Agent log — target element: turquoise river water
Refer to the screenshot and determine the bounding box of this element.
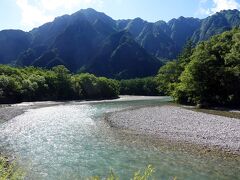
[0,96,239,179]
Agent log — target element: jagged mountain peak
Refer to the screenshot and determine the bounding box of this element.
[77,8,116,27]
[1,8,240,79]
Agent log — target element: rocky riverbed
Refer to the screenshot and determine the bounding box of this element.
[107,105,240,154]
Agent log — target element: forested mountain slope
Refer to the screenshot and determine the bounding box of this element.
[0,9,240,78]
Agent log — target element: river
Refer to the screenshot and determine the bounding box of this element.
[0,96,239,179]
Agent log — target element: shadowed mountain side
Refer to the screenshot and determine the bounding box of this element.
[85,31,162,79]
[1,9,240,78]
[0,30,31,64]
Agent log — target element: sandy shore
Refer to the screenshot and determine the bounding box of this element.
[107,105,240,154]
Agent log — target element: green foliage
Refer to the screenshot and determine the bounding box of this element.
[0,156,24,180]
[156,41,194,95]
[120,77,160,96]
[52,65,74,100]
[131,165,155,180]
[0,65,120,103]
[175,29,240,106]
[88,165,155,180]
[73,74,119,99]
[156,61,181,95]
[157,28,240,107]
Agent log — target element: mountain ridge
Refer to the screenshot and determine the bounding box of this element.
[0,8,240,79]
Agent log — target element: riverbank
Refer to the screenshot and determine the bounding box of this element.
[1,98,239,155]
[0,155,24,179]
[0,106,28,124]
[0,101,65,124]
[0,96,168,123]
[106,105,240,154]
[0,97,239,179]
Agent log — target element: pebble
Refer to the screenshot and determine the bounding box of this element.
[108,106,240,154]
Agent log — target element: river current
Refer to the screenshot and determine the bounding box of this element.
[0,96,239,179]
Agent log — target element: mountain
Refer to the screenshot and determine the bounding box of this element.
[0,9,240,79]
[0,30,31,64]
[86,31,161,79]
[118,16,201,59]
[167,17,201,48]
[192,9,240,42]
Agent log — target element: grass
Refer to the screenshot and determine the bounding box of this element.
[0,162,177,180]
[88,165,160,180]
[0,156,24,180]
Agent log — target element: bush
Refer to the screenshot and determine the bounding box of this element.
[89,165,155,180]
[0,156,24,180]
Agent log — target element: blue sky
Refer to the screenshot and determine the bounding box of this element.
[1,0,240,31]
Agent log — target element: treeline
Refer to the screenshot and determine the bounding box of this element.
[120,77,160,96]
[0,65,119,103]
[1,29,239,106]
[0,64,161,104]
[157,28,240,107]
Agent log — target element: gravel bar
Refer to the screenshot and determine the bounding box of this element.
[107,105,240,154]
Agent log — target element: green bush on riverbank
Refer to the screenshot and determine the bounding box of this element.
[0,161,155,180]
[0,156,24,180]
[89,165,155,180]
[0,65,119,103]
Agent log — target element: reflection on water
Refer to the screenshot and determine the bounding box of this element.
[0,97,239,179]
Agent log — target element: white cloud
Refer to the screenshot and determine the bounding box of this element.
[16,0,103,31]
[16,0,54,29]
[199,0,240,16]
[40,0,92,11]
[211,0,240,13]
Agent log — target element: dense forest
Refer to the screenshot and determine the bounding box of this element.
[0,29,240,106]
[0,64,159,103]
[157,28,240,107]
[120,77,160,96]
[0,65,119,103]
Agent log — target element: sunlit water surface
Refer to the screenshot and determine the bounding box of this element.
[0,97,239,179]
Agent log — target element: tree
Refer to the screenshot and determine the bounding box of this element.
[0,65,120,103]
[173,29,240,107]
[0,75,20,103]
[120,77,159,96]
[156,40,194,96]
[156,61,181,95]
[52,65,73,100]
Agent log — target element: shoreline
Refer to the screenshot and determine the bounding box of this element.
[0,96,168,123]
[1,98,239,155]
[0,106,27,124]
[0,101,67,124]
[106,105,240,155]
